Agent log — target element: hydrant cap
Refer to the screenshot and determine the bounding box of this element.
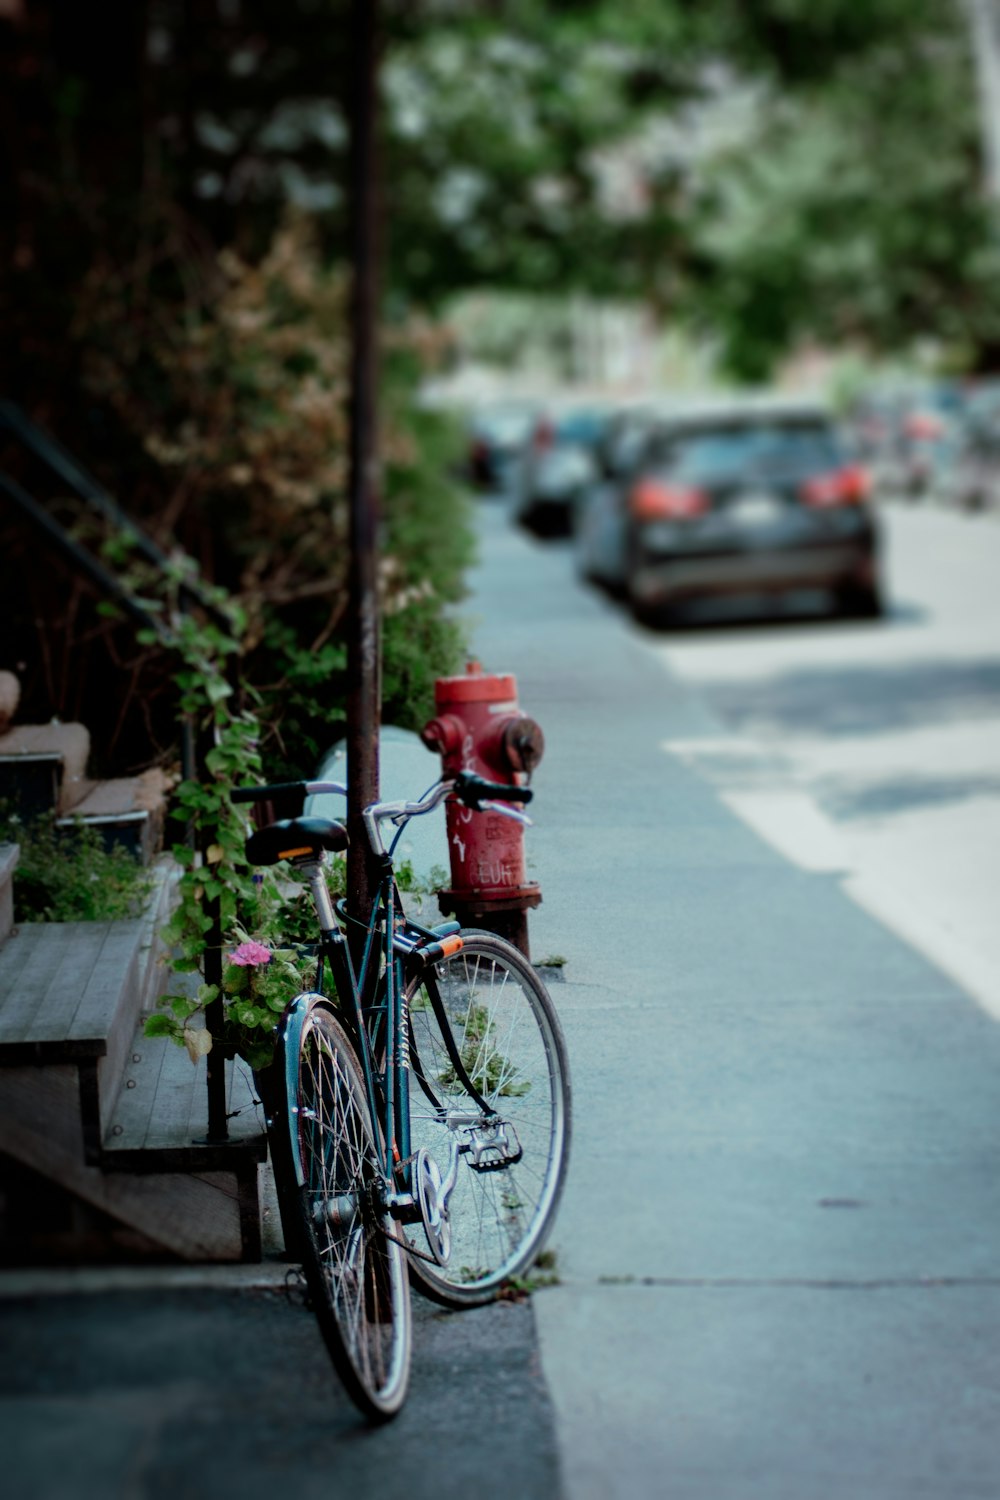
[434,665,518,706]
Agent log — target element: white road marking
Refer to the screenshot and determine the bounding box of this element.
[653,501,1000,1022]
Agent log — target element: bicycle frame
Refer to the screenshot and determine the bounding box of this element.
[289,862,399,1196]
[244,771,531,1220]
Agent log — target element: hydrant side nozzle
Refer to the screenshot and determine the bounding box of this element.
[502,717,545,776]
[420,713,465,757]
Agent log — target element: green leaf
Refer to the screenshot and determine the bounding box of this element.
[144,1013,175,1037]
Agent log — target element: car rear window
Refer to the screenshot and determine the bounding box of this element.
[657,422,842,482]
[555,411,608,446]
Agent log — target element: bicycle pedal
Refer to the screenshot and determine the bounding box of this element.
[467,1123,523,1173]
[469,1150,523,1173]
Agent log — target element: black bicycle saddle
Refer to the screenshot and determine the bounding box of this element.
[244,816,349,867]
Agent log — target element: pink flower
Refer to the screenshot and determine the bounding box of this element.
[228,940,272,968]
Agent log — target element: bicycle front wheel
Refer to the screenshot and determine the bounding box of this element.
[285,999,411,1421]
[404,931,571,1308]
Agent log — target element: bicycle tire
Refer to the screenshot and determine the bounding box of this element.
[279,997,411,1420]
[403,930,571,1308]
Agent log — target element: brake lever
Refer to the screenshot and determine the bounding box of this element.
[481,799,533,827]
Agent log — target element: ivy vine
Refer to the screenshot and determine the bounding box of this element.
[97,535,302,1070]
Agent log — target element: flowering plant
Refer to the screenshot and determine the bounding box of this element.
[219,928,315,1069]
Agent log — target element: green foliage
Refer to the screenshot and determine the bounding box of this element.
[121,558,292,1065]
[70,211,472,780]
[0,811,152,924]
[683,15,1000,376]
[498,1247,561,1299]
[380,356,473,732]
[386,0,1000,371]
[7,0,1000,423]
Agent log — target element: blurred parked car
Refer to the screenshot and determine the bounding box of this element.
[467,401,539,492]
[897,398,961,497]
[847,382,964,498]
[599,397,883,625]
[576,404,662,594]
[942,383,1000,512]
[514,404,613,536]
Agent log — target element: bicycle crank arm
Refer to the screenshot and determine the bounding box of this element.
[414,1147,452,1266]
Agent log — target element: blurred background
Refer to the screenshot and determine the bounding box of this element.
[3,0,1000,767]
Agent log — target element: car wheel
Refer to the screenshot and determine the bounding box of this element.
[629,591,675,629]
[835,580,883,620]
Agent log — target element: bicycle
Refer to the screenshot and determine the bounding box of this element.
[231,770,572,1422]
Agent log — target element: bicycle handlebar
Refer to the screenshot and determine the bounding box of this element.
[233,773,532,850]
[232,779,348,805]
[452,770,533,811]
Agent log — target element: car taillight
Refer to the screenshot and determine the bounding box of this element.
[630,480,710,521]
[801,465,871,507]
[904,412,944,440]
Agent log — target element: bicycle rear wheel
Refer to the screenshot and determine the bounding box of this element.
[281,997,411,1420]
[404,931,571,1308]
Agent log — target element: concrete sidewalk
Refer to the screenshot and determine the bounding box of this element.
[466,503,1000,1499]
[4,500,1000,1500]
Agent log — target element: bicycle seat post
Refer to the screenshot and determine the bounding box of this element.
[296,856,338,935]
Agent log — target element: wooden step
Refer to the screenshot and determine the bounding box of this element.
[101,1031,268,1260]
[0,854,177,1150]
[0,859,269,1263]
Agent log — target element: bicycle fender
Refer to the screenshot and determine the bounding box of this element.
[279,991,330,1188]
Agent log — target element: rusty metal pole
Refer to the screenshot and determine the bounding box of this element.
[345,0,381,938]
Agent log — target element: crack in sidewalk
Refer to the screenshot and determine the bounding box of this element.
[587,1274,1000,1290]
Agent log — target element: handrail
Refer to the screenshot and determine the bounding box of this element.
[0,473,176,647]
[0,400,229,627]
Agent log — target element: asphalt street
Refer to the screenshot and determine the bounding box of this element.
[654,499,1000,1023]
[4,494,1000,1499]
[0,1280,559,1500]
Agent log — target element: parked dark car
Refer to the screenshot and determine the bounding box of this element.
[466,401,539,492]
[576,404,662,594]
[514,404,613,536]
[603,398,883,625]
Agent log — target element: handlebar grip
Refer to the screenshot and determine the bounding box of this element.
[453,770,533,810]
[232,781,307,805]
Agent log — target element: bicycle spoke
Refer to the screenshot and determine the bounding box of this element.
[403,932,570,1306]
[283,1002,410,1420]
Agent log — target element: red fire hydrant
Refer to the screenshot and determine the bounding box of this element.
[421,660,545,957]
